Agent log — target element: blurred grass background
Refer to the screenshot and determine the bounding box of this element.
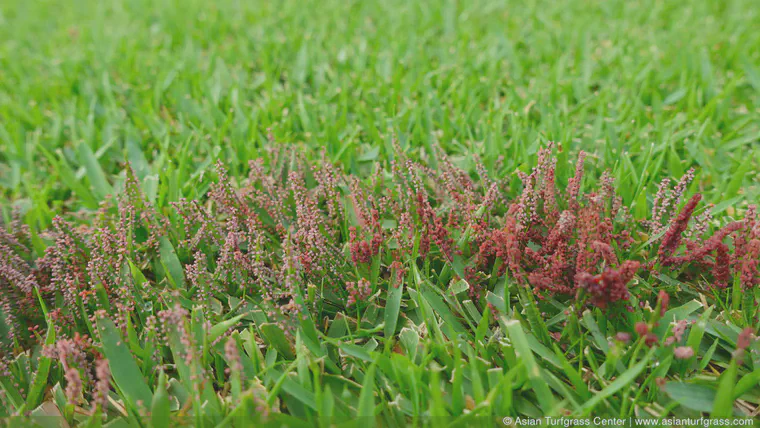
[1,0,758,227]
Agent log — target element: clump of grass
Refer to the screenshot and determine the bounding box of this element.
[0,146,758,424]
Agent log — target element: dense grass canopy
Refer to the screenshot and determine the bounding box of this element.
[0,0,759,426]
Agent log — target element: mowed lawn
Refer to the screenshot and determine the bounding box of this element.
[1,0,760,426]
[1,0,758,216]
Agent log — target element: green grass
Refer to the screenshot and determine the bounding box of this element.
[1,0,760,426]
[1,0,759,222]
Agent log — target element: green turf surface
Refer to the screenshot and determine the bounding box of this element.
[1,0,760,426]
[1,0,759,220]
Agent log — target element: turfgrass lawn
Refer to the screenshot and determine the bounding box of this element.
[1,0,760,425]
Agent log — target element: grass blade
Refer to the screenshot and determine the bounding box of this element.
[97,317,153,410]
[505,319,556,414]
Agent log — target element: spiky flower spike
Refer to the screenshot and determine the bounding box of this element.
[2,144,759,419]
